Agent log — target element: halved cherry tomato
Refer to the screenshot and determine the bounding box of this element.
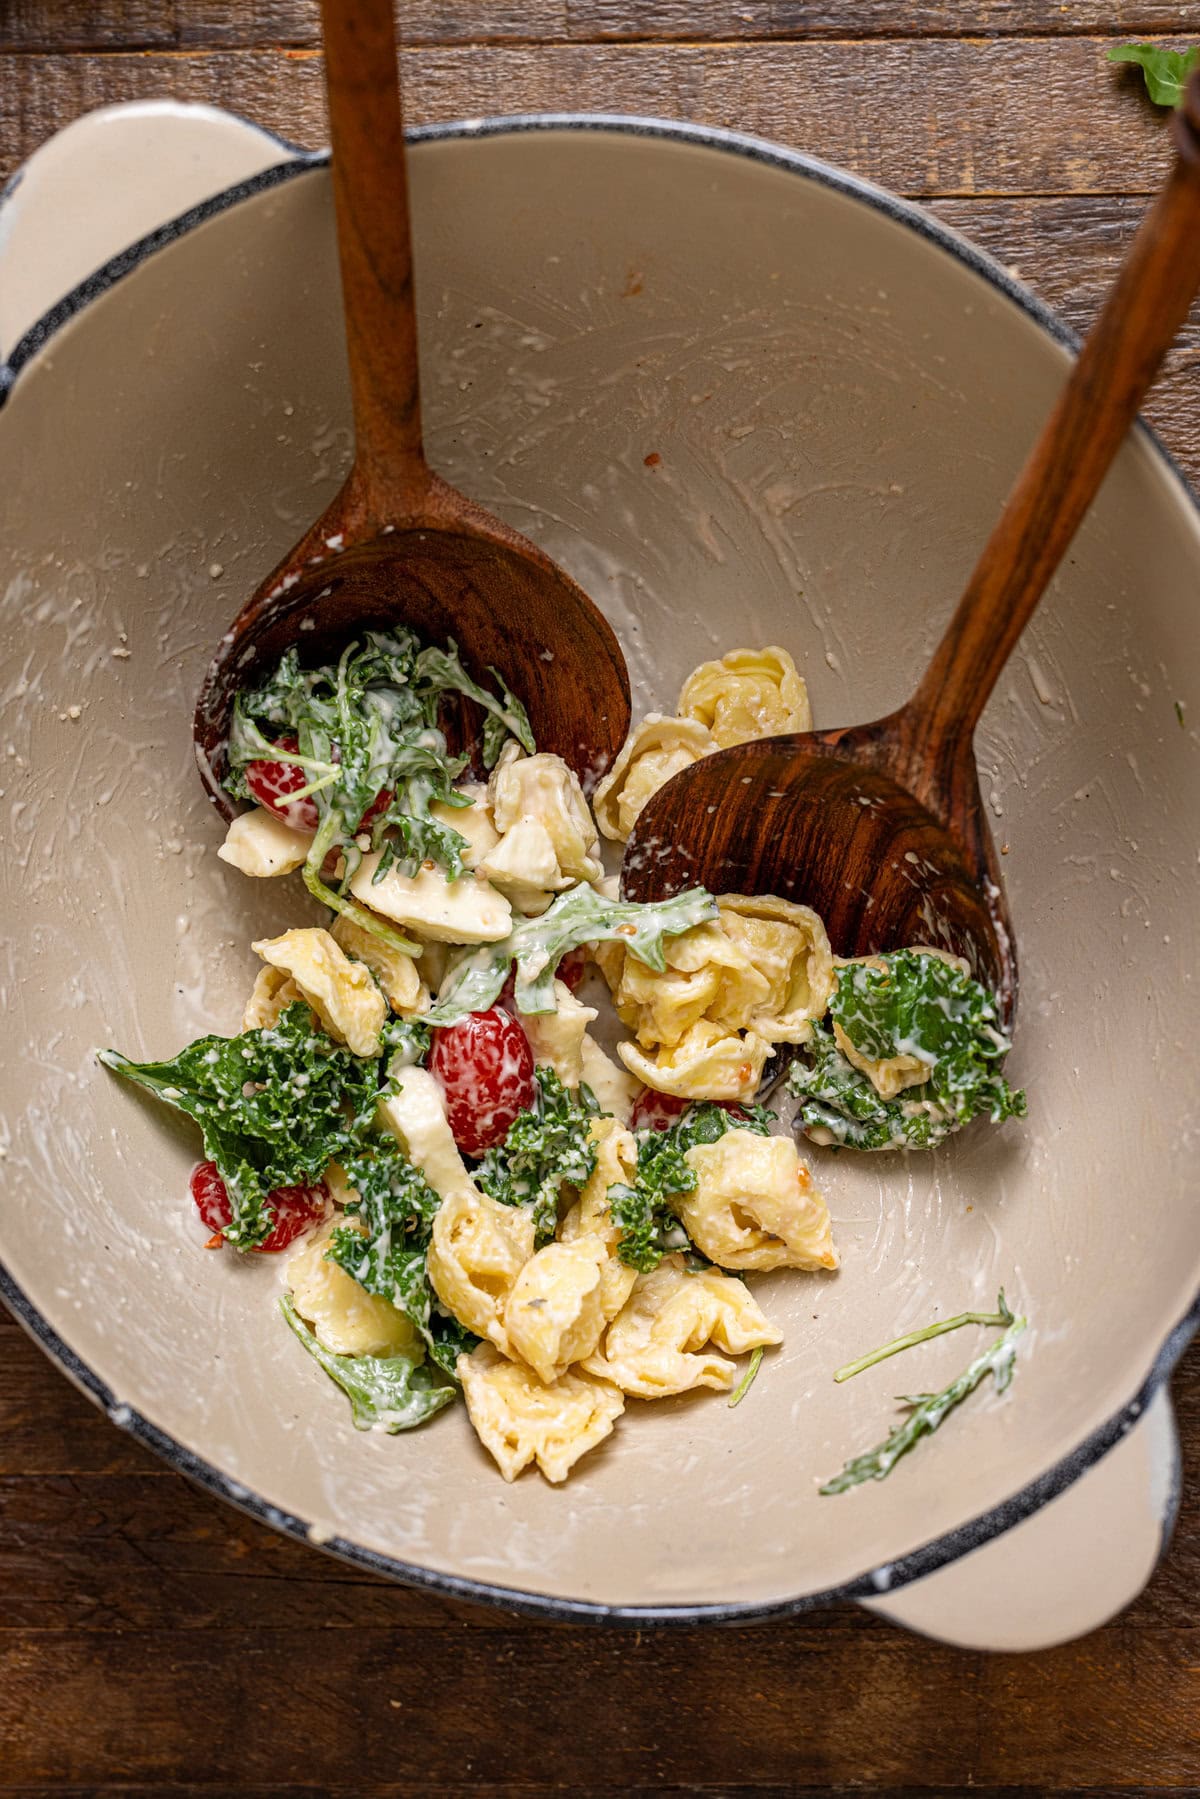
[189,1161,327,1253]
[245,734,392,833]
[429,1008,535,1157]
[630,1091,750,1133]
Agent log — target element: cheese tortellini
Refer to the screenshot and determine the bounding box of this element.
[252,926,387,1058]
[287,1219,421,1359]
[591,713,716,843]
[559,1116,640,1323]
[348,852,512,944]
[679,1130,838,1272]
[583,1258,782,1398]
[218,805,313,877]
[427,1187,535,1354]
[678,644,811,747]
[479,752,603,913]
[618,1019,773,1103]
[458,1343,624,1484]
[521,980,598,1089]
[504,1235,609,1384]
[331,912,428,1014]
[716,894,834,1044]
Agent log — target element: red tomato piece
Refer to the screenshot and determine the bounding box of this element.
[188,1161,327,1253]
[244,735,320,832]
[630,1092,749,1133]
[429,1008,536,1157]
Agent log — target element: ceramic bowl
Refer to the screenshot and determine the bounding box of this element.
[1,103,1196,1646]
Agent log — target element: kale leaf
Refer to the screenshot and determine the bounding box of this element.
[225,629,534,951]
[476,1068,600,1244]
[99,1004,380,1249]
[281,1295,457,1433]
[787,951,1025,1150]
[1108,42,1199,107]
[609,1102,774,1273]
[325,1139,476,1376]
[425,884,719,1025]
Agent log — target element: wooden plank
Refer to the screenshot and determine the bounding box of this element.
[0,2,1193,50]
[0,1620,1196,1788]
[0,38,1187,198]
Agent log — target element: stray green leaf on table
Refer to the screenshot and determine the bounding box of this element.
[1107,43,1200,108]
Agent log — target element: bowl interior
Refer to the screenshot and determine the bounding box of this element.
[1,126,1197,1612]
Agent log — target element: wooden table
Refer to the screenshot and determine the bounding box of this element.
[2,6,1197,1793]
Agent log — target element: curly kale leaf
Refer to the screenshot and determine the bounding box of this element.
[225,630,533,949]
[1108,42,1199,107]
[99,1004,380,1249]
[609,1102,774,1273]
[281,1296,456,1433]
[476,1068,600,1245]
[326,1139,476,1377]
[787,951,1025,1150]
[425,884,719,1025]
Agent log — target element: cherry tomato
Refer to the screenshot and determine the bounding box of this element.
[189,1161,327,1252]
[630,1091,749,1133]
[429,1008,535,1157]
[245,735,321,832]
[245,735,391,833]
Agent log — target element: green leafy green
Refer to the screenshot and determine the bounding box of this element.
[281,1295,456,1432]
[380,1015,432,1074]
[608,1102,774,1273]
[476,1068,601,1244]
[98,1004,380,1249]
[426,884,718,1025]
[787,951,1025,1150]
[833,1291,1017,1383]
[1108,42,1199,107]
[326,1138,476,1376]
[728,1345,765,1410]
[820,1298,1026,1494]
[226,629,534,951]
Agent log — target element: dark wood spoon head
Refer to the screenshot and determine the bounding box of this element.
[620,727,1016,1026]
[194,494,632,816]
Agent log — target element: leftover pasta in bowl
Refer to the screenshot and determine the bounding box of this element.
[1,111,1197,1626]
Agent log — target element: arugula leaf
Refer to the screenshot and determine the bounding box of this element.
[1108,42,1200,107]
[325,1139,477,1376]
[226,630,534,950]
[426,884,718,1025]
[99,1004,380,1249]
[281,1295,456,1432]
[833,1291,1015,1382]
[476,1068,600,1244]
[787,952,1025,1150]
[820,1304,1026,1494]
[609,1102,773,1273]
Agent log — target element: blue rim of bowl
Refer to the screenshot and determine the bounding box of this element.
[0,110,1195,1625]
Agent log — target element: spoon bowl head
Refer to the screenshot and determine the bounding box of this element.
[194,517,631,815]
[620,733,1016,1025]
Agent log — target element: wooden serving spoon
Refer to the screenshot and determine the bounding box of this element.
[622,78,1200,1026]
[194,0,630,809]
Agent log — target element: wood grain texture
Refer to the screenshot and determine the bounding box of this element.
[3,6,1199,1794]
[0,1,1194,49]
[2,38,1192,198]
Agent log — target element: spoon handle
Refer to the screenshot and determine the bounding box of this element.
[907,75,1200,747]
[320,0,428,512]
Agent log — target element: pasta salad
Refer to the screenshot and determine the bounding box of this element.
[102,630,1024,1484]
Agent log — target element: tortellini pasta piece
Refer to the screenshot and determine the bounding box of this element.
[287,1219,421,1359]
[427,1188,535,1353]
[591,714,716,843]
[596,922,768,1051]
[349,851,511,944]
[430,782,500,869]
[578,1035,641,1127]
[377,1068,477,1206]
[678,645,811,748]
[242,964,306,1032]
[458,1342,624,1484]
[559,1116,639,1323]
[504,1235,609,1384]
[583,1258,781,1398]
[331,913,428,1014]
[680,1130,838,1272]
[618,1019,772,1103]
[716,894,834,1044]
[217,806,313,877]
[486,752,602,887]
[521,980,598,1088]
[252,927,387,1058]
